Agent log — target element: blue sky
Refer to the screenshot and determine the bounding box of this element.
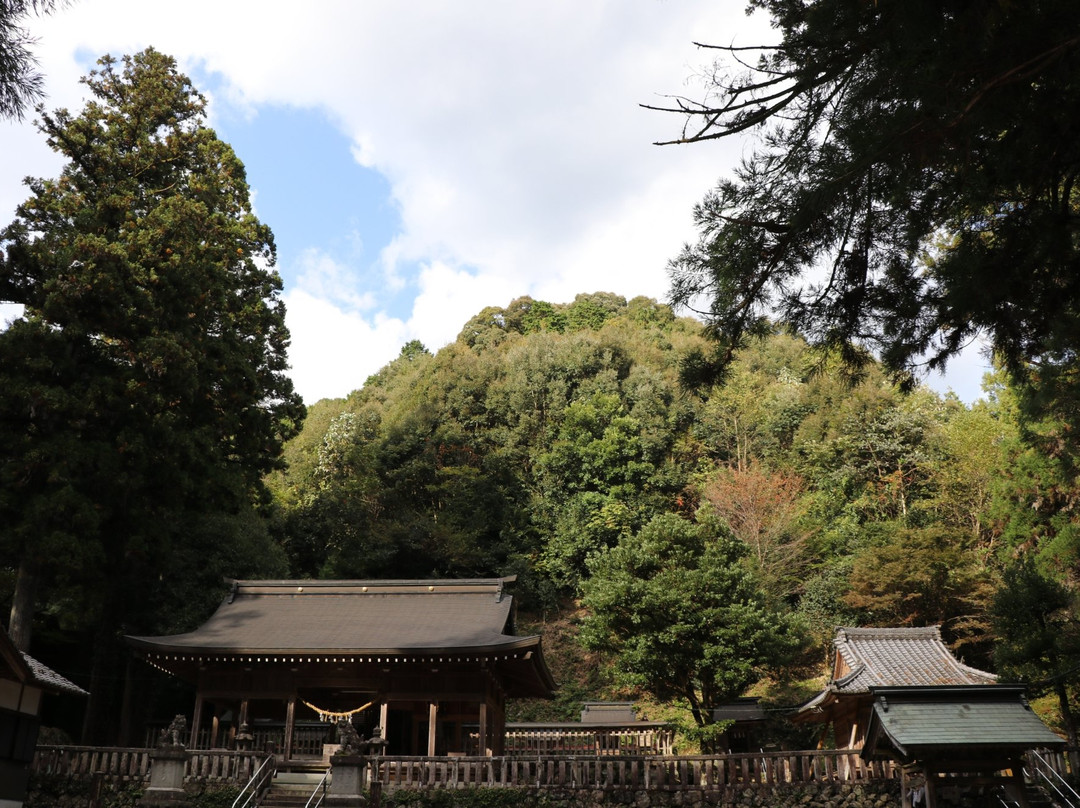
[212,102,409,319]
[0,0,993,404]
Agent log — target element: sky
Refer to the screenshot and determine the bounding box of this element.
[0,0,992,405]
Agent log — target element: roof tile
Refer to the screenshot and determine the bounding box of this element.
[127,578,531,654]
[832,626,995,693]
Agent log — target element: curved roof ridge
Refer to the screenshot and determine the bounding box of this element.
[231,576,516,587]
[833,663,866,690]
[840,625,942,638]
[944,650,998,682]
[20,651,88,697]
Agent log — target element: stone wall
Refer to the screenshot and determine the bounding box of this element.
[377,781,902,808]
[24,774,239,808]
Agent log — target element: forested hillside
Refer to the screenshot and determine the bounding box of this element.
[5,0,1079,756]
[267,292,1080,742]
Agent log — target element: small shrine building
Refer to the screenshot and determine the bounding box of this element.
[1,629,87,807]
[126,577,555,762]
[795,626,996,749]
[502,702,675,756]
[861,685,1065,808]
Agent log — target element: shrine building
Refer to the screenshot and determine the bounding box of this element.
[861,685,1064,808]
[1,629,86,807]
[794,626,997,749]
[126,577,555,763]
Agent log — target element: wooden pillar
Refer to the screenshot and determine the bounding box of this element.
[284,696,297,760]
[924,770,938,808]
[427,701,438,757]
[211,708,220,749]
[379,701,389,738]
[118,656,136,746]
[493,693,506,756]
[189,692,204,749]
[1007,758,1031,808]
[478,701,489,757]
[490,687,505,756]
[239,699,250,729]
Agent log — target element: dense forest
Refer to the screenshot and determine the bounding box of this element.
[5,0,1080,753]
[7,283,1080,747]
[259,291,1079,746]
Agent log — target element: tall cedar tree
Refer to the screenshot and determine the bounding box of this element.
[0,49,304,739]
[661,0,1080,396]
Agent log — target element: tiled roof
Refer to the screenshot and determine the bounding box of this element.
[1,628,87,696]
[127,578,533,655]
[831,626,995,693]
[712,697,766,724]
[20,651,88,697]
[581,703,637,723]
[862,685,1064,762]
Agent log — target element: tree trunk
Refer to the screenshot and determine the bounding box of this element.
[685,688,705,727]
[1055,680,1079,764]
[7,557,39,652]
[81,609,124,744]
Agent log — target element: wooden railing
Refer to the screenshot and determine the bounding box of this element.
[501,727,676,757]
[145,721,333,754]
[371,750,897,790]
[30,746,894,789]
[34,745,1079,793]
[31,746,264,784]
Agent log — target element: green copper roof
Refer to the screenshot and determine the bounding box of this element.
[862,685,1063,764]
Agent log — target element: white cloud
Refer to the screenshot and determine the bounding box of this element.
[921,337,994,403]
[282,289,408,404]
[293,248,376,313]
[7,1,989,406]
[406,261,521,354]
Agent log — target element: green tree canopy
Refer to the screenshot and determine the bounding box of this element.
[579,512,807,735]
[845,525,993,649]
[661,0,1080,393]
[0,49,304,739]
[991,558,1080,748]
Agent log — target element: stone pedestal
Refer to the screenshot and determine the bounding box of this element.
[325,754,366,808]
[140,747,189,807]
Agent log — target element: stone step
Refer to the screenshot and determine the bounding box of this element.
[260,797,311,808]
[259,784,328,808]
[257,772,330,808]
[273,771,329,786]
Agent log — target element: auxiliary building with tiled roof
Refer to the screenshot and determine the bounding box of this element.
[127,577,555,759]
[795,626,996,749]
[2,630,87,808]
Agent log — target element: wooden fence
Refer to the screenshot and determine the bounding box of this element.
[31,746,264,784]
[372,750,895,790]
[30,747,890,789]
[32,745,1079,795]
[501,727,676,757]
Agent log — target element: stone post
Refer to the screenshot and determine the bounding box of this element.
[325,754,366,807]
[141,715,191,807]
[324,724,388,808]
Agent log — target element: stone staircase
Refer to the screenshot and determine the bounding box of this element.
[258,771,329,807]
[1025,783,1061,808]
